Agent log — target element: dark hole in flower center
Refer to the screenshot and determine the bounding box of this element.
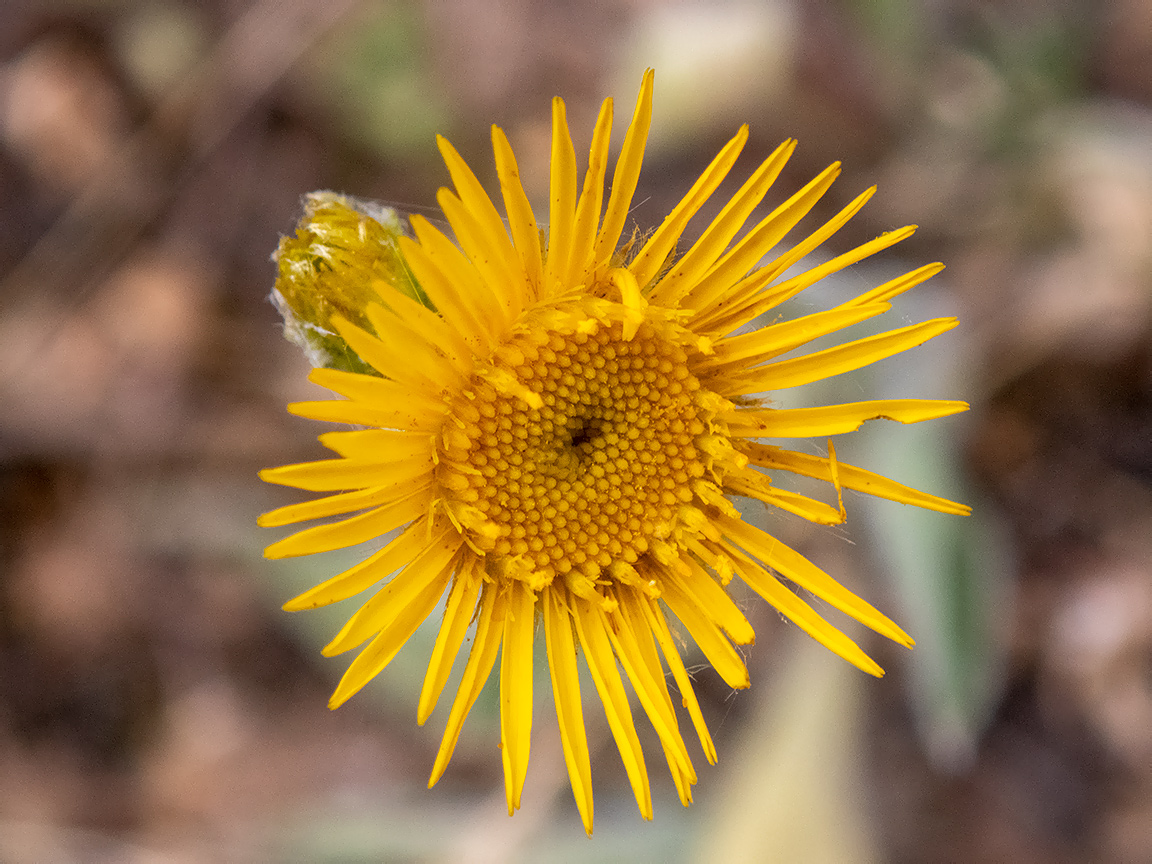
[567,414,604,454]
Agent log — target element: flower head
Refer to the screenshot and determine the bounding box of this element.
[260,69,969,834]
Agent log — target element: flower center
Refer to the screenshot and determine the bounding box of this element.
[437,321,708,588]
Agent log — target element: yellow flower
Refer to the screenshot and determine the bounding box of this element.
[260,69,969,834]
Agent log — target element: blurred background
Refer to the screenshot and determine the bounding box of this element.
[1,0,1150,861]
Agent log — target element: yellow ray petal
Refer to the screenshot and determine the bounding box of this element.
[723,467,845,525]
[566,98,614,287]
[328,560,455,708]
[365,294,474,379]
[492,126,544,299]
[332,317,452,393]
[604,598,695,785]
[691,185,878,334]
[699,302,891,375]
[682,161,840,314]
[741,225,917,321]
[500,579,536,814]
[725,398,970,439]
[418,556,483,723]
[666,556,755,645]
[318,428,433,460]
[609,267,646,340]
[360,300,468,385]
[615,591,698,777]
[430,582,507,787]
[258,451,434,492]
[594,68,654,273]
[259,484,408,529]
[396,232,493,352]
[719,514,912,647]
[436,134,521,275]
[663,743,695,807]
[725,543,886,677]
[755,187,879,290]
[410,214,507,340]
[287,398,444,431]
[721,318,959,396]
[545,97,578,295]
[306,366,449,419]
[740,441,972,515]
[543,587,594,835]
[641,595,717,764]
[263,484,431,559]
[573,596,653,820]
[282,517,439,610]
[628,124,749,290]
[843,261,945,307]
[660,577,750,689]
[650,138,796,306]
[437,189,525,325]
[321,530,464,656]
